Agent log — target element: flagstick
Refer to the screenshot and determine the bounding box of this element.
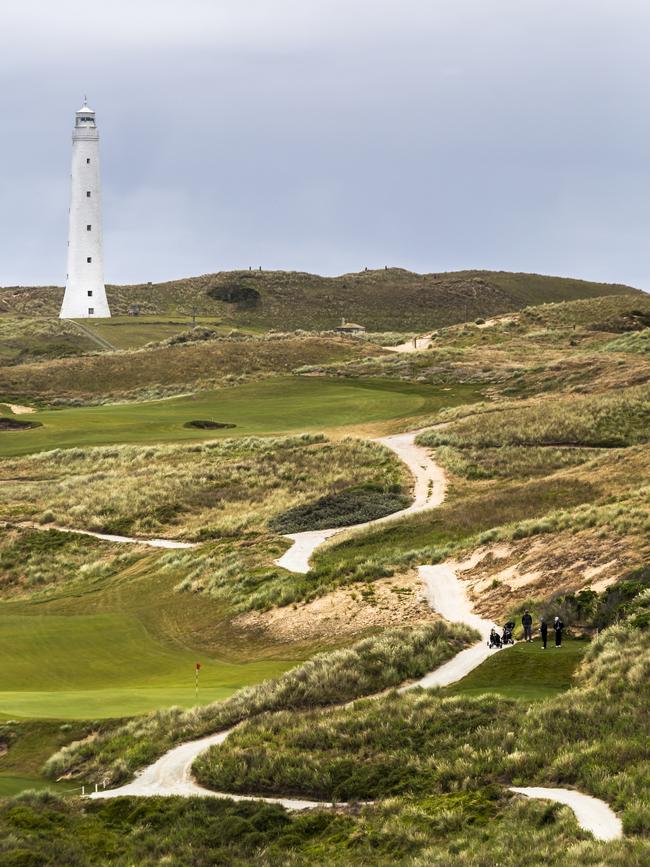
[195,665,199,701]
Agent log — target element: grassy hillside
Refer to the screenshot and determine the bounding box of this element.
[0,288,649,864]
[0,334,378,403]
[1,267,642,331]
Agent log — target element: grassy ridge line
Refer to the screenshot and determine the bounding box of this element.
[417,384,650,449]
[1,268,640,329]
[0,334,376,403]
[44,622,478,786]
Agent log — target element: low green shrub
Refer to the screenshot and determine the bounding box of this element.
[268,485,410,533]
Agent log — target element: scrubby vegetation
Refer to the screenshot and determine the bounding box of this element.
[3,788,650,866]
[0,333,374,402]
[0,417,41,431]
[418,385,650,449]
[534,564,650,632]
[268,485,410,533]
[194,691,518,801]
[0,527,135,597]
[0,316,98,365]
[1,286,650,864]
[194,618,650,837]
[3,268,639,329]
[604,328,650,354]
[44,622,477,786]
[0,435,407,540]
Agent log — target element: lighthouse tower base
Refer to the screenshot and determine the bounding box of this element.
[60,285,111,319]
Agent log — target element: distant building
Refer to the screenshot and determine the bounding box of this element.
[60,100,110,319]
[335,318,366,334]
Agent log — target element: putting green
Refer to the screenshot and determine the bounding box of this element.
[447,639,587,702]
[0,377,483,457]
[0,612,294,719]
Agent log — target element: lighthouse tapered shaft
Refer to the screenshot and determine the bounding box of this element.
[60,101,110,319]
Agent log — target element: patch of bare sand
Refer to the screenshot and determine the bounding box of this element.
[459,531,648,619]
[4,404,36,415]
[234,571,436,643]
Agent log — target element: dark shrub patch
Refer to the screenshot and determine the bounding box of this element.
[535,563,650,631]
[269,485,410,533]
[183,419,237,430]
[207,282,260,307]
[0,417,42,431]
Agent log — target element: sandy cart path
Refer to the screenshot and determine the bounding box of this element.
[275,430,446,573]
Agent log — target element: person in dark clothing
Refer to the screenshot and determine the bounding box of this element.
[488,627,501,649]
[522,609,533,642]
[540,618,548,649]
[553,616,564,647]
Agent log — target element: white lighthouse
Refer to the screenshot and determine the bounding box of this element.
[60,100,110,318]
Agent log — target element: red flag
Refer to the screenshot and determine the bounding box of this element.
[195,662,202,670]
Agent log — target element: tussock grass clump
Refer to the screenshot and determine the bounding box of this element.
[0,527,135,597]
[603,328,650,354]
[520,293,650,330]
[2,787,648,865]
[435,444,600,480]
[510,624,650,833]
[44,621,477,786]
[193,691,517,800]
[418,385,650,449]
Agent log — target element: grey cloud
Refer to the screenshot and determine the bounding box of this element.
[1,0,649,288]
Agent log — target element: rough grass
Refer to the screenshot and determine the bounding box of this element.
[0,316,97,365]
[417,385,650,449]
[44,622,478,786]
[2,268,639,330]
[0,527,136,598]
[603,328,650,354]
[194,622,650,837]
[519,293,650,330]
[0,333,375,402]
[1,789,648,866]
[434,444,601,480]
[193,691,518,801]
[0,435,407,541]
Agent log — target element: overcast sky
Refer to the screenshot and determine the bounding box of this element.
[2,0,650,288]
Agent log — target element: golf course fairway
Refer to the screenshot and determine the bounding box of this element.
[0,377,483,457]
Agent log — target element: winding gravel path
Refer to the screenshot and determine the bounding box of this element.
[274,430,446,573]
[87,429,623,842]
[402,564,501,690]
[509,787,622,842]
[89,556,493,806]
[4,520,196,550]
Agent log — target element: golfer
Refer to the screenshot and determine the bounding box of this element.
[540,618,548,649]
